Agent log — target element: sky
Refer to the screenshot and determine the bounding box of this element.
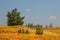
[0,0,60,26]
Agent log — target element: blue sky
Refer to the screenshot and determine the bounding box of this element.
[0,0,60,26]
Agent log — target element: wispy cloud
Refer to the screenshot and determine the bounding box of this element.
[49,16,56,20]
[25,9,31,12]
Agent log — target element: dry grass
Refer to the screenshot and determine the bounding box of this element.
[0,26,60,40]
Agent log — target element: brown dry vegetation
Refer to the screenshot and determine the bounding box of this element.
[0,26,60,40]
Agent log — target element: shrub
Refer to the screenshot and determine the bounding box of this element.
[21,29,25,34]
[17,29,21,33]
[25,29,30,34]
[49,23,53,27]
[17,29,25,34]
[36,29,43,35]
[36,25,43,35]
[45,25,48,28]
[26,23,33,28]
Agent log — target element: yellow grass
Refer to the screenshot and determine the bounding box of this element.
[0,26,60,40]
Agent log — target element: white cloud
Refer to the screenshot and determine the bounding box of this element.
[49,16,56,20]
[25,9,31,12]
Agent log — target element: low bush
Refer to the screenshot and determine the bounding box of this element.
[17,29,21,33]
[25,29,30,34]
[21,29,25,34]
[36,25,43,35]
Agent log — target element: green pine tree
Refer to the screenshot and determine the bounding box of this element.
[7,8,24,26]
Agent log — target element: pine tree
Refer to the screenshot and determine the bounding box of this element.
[7,8,24,26]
